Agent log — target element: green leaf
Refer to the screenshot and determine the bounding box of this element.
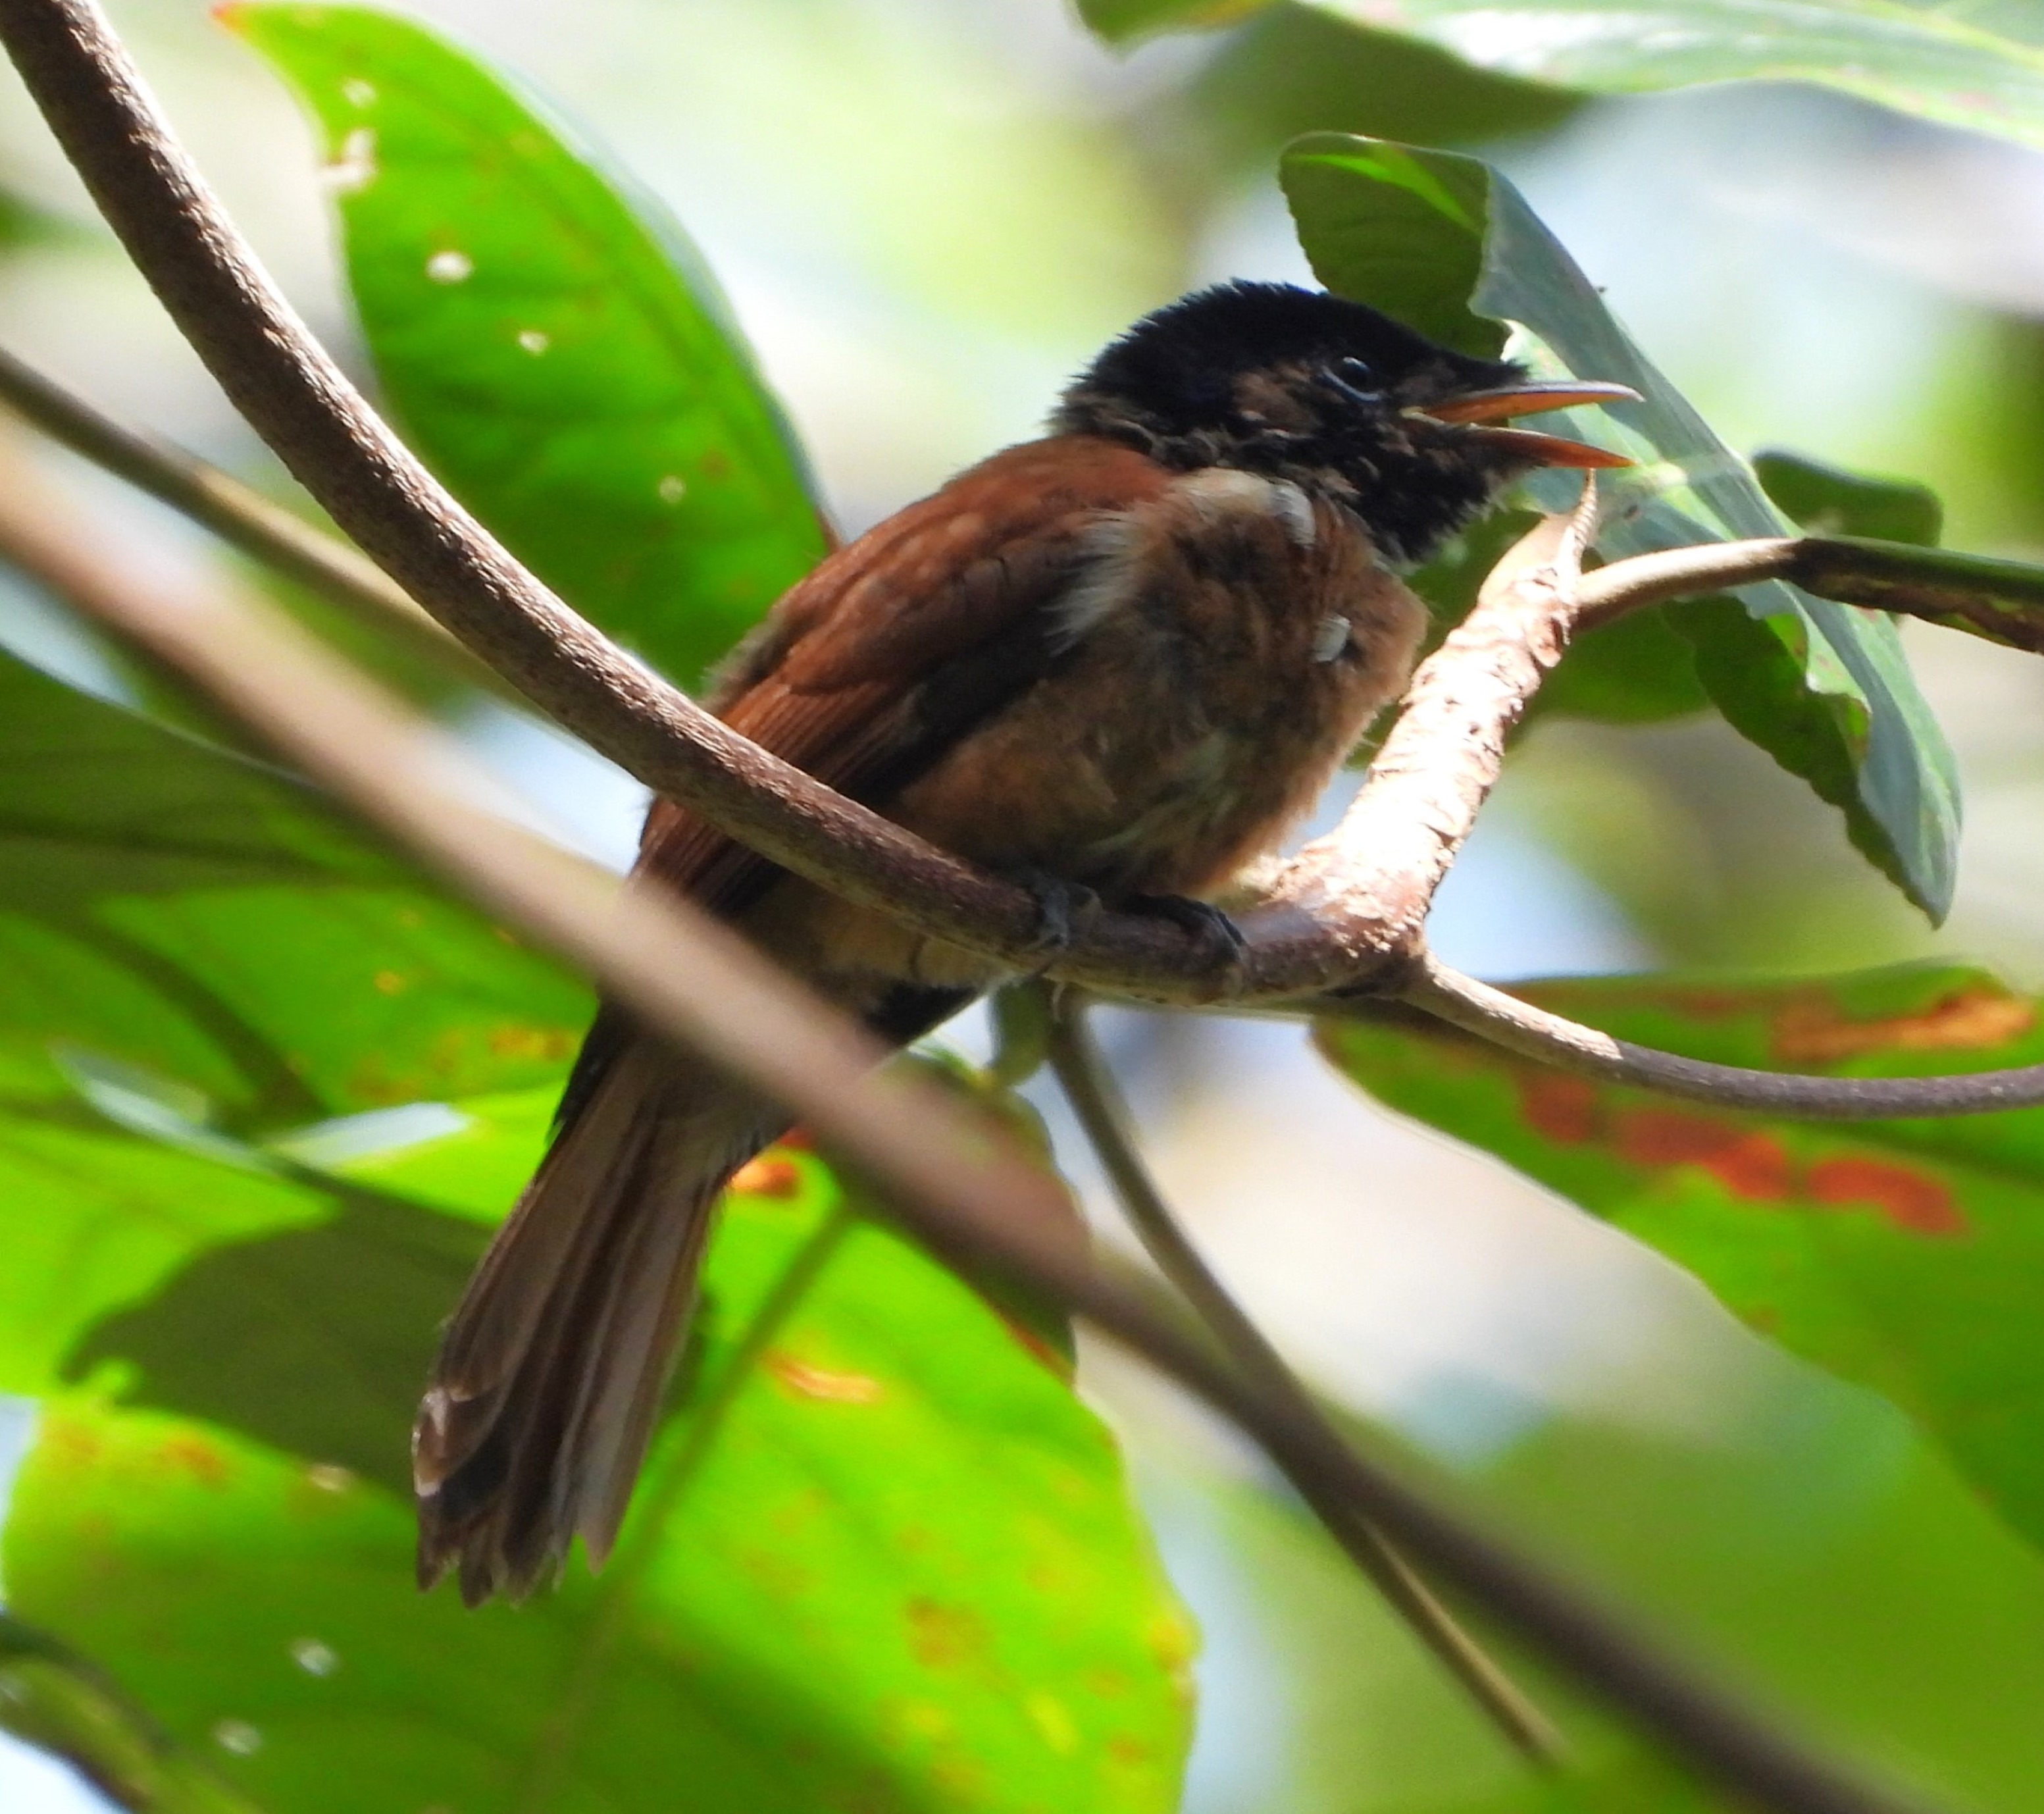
[1086,0,2044,164]
[1317,964,2044,1551]
[1754,451,1943,548]
[1188,7,1579,163]
[0,646,588,1133]
[1281,134,1959,917]
[0,650,1190,1803]
[1081,0,1276,39]
[0,1613,262,1814]
[228,4,830,690]
[2,1092,1193,1814]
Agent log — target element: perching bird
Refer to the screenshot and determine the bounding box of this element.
[413,278,1635,1603]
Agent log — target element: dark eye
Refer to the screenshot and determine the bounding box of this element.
[1322,356,1379,407]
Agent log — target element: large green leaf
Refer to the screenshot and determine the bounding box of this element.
[2,1089,1193,1814]
[1317,963,2044,1552]
[1083,0,2044,161]
[0,648,586,1133]
[228,4,830,690]
[0,639,1190,1808]
[1281,134,1960,917]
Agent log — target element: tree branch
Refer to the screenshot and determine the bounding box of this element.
[1044,994,1566,1767]
[15,39,2040,1129]
[1252,484,1599,989]
[1396,953,2044,1118]
[0,341,505,688]
[12,0,2044,1027]
[0,0,1242,996]
[1575,533,2044,654]
[20,429,1939,1814]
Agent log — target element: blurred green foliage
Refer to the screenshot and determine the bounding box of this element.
[1753,451,1943,548]
[0,1615,256,1814]
[0,634,1192,1811]
[1088,0,2044,161]
[1185,5,1579,162]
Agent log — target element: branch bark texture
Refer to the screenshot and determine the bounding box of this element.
[1261,494,1594,986]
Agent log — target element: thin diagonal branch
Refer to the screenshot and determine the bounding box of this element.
[1394,954,2044,1118]
[0,0,1668,1010]
[11,0,2044,1028]
[0,342,504,688]
[22,417,1940,1814]
[1044,994,1565,1767]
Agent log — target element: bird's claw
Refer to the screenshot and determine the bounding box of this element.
[1011,869,1104,962]
[1127,893,1250,991]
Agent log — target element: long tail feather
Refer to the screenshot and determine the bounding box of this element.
[412,1037,781,1604]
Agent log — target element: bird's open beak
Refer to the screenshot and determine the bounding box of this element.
[1408,378,1642,469]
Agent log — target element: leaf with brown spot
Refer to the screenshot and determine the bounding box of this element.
[1317,960,2044,1553]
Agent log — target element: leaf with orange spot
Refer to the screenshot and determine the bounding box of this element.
[1317,961,2044,1553]
[2,1082,1190,1814]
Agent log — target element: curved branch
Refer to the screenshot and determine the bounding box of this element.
[0,341,505,688]
[1044,996,1566,1767]
[0,0,1637,1013]
[41,468,1940,1814]
[1576,534,2044,656]
[1400,954,2044,1118]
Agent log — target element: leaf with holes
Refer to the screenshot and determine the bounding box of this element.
[1318,964,2044,1551]
[1281,134,1959,915]
[3,1091,1193,1814]
[1081,0,2044,163]
[228,4,830,689]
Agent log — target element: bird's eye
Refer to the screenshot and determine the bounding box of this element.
[1322,357,1380,408]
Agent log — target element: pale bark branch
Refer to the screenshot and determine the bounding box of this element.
[1257,484,1598,988]
[0,0,1636,1009]
[7,0,2044,1030]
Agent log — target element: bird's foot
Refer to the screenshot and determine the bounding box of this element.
[1009,869,1104,963]
[1125,892,1250,993]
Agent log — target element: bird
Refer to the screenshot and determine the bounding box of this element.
[412,278,1636,1603]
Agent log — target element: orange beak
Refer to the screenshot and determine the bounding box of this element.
[1409,378,1641,469]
